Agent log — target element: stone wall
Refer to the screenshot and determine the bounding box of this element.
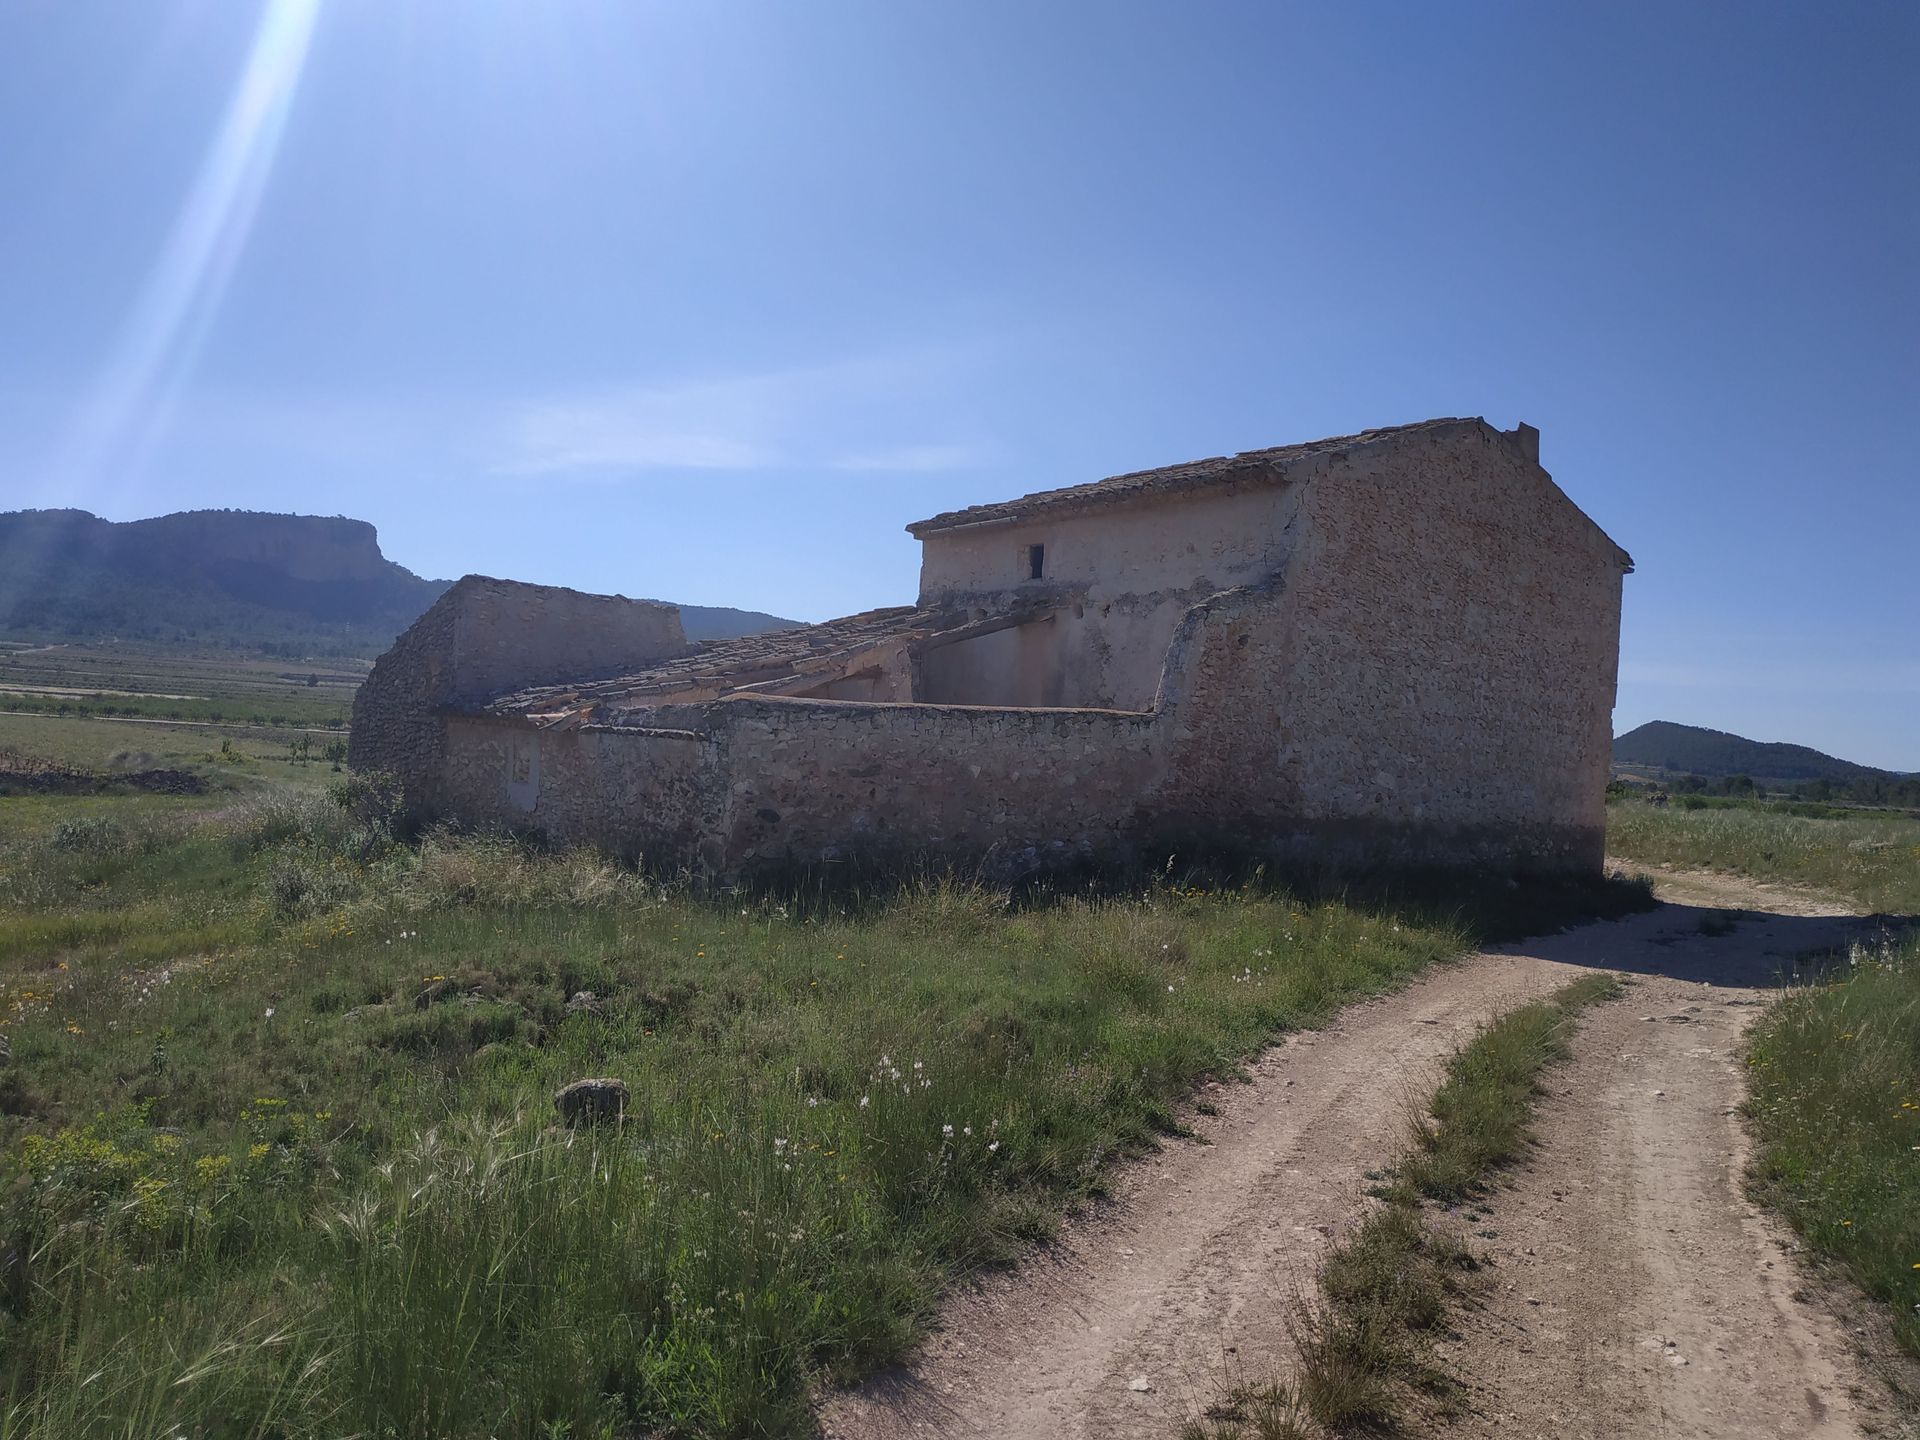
[708,696,1160,871]
[437,716,722,864]
[1147,421,1624,871]
[441,577,689,703]
[361,421,1626,879]
[349,575,690,818]
[434,696,1159,875]
[346,587,460,815]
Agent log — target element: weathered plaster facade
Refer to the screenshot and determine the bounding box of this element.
[351,418,1631,877]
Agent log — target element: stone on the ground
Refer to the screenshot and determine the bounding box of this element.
[555,1077,628,1127]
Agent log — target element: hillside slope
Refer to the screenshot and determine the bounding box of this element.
[0,509,443,655]
[672,603,802,642]
[1613,720,1893,784]
[0,509,799,655]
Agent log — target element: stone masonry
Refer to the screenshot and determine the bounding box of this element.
[350,418,1632,877]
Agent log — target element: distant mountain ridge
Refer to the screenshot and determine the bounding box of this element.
[1613,720,1899,784]
[0,508,799,657]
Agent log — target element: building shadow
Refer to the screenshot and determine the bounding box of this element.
[1489,899,1912,989]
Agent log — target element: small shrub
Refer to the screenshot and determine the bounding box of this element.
[327,770,403,833]
[375,1001,531,1060]
[48,817,127,854]
[230,791,355,855]
[264,855,361,919]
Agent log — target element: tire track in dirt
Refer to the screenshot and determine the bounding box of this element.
[1437,870,1916,1439]
[818,869,1907,1440]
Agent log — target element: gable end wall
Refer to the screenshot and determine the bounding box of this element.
[1150,422,1622,869]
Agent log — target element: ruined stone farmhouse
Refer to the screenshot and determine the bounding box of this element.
[350,417,1631,876]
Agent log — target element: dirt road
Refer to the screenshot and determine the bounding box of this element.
[818,868,1910,1440]
[1438,869,1912,1439]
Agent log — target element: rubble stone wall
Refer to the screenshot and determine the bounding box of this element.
[1148,423,1623,870]
[349,575,688,818]
[357,422,1626,878]
[707,696,1161,871]
[428,698,1160,876]
[436,716,722,864]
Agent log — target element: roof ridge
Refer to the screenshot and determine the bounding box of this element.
[906,416,1481,536]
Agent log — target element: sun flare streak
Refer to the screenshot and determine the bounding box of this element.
[52,0,321,496]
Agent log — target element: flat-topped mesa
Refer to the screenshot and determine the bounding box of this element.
[354,417,1631,879]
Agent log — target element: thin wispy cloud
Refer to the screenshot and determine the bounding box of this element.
[508,395,778,473]
[497,349,988,478]
[830,443,982,473]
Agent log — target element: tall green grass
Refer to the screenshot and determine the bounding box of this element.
[0,782,1661,1439]
[1606,798,1920,913]
[1745,933,1920,1358]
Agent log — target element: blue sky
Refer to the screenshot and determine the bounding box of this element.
[1,2,1914,767]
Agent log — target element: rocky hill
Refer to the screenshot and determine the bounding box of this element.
[0,508,798,656]
[1613,720,1894,785]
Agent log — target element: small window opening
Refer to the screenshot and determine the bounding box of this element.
[1027,543,1046,580]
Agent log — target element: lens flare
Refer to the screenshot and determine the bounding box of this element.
[51,0,322,499]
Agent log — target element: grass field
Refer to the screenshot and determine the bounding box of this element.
[0,639,357,810]
[1746,932,1920,1360]
[0,640,361,730]
[0,742,1650,1437]
[1605,796,1920,914]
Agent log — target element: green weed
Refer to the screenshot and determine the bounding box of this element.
[0,782,1646,1438]
[1607,799,1920,914]
[1746,932,1920,1358]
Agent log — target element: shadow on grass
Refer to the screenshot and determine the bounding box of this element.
[613,844,1662,950]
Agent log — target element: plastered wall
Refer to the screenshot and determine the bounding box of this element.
[915,483,1305,709]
